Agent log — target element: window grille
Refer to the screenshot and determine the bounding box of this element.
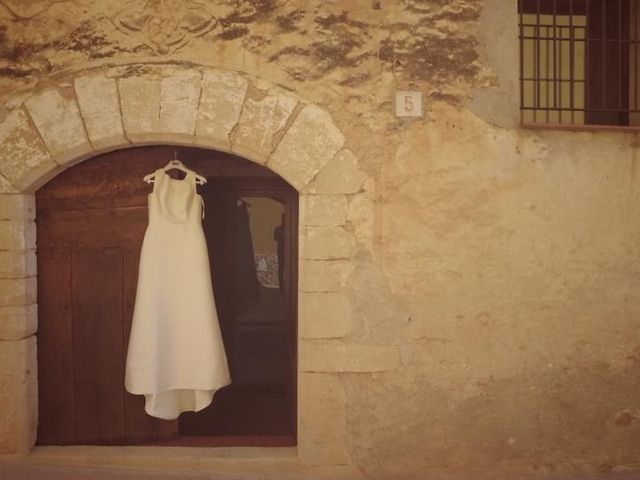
[519,0,640,127]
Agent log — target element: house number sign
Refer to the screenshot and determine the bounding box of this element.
[395,90,423,118]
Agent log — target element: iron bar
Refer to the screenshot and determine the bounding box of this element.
[602,0,606,115]
[536,0,541,122]
[570,0,575,123]
[520,0,525,123]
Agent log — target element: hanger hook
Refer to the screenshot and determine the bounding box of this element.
[170,149,182,166]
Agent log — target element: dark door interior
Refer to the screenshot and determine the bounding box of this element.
[178,179,298,446]
[36,146,298,447]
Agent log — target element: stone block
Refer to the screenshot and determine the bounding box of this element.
[0,336,37,453]
[270,104,345,190]
[74,74,127,150]
[301,226,355,260]
[301,342,401,372]
[300,259,353,292]
[309,149,368,194]
[300,292,352,339]
[231,86,297,163]
[196,71,248,150]
[0,109,57,191]
[0,194,35,221]
[119,76,161,142]
[347,193,375,251]
[0,277,37,306]
[301,195,347,226]
[25,87,92,166]
[0,174,17,194]
[0,250,36,279]
[0,304,37,340]
[0,221,36,251]
[159,70,202,137]
[298,373,350,465]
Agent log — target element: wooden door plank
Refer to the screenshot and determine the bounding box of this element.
[37,208,149,249]
[36,249,75,445]
[72,248,125,444]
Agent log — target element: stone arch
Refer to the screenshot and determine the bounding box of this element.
[0,63,378,468]
[0,65,351,193]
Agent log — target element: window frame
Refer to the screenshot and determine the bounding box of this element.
[518,0,638,130]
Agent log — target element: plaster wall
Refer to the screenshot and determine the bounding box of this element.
[0,1,639,479]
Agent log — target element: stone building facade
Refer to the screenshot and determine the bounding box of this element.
[0,1,639,479]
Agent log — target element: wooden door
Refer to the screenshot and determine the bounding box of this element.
[37,147,179,445]
[36,146,297,446]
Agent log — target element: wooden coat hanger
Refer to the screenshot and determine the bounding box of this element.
[143,151,207,186]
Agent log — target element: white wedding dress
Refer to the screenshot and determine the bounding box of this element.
[125,167,230,420]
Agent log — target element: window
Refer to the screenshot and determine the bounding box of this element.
[519,0,640,127]
[36,146,298,447]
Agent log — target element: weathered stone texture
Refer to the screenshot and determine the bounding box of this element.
[0,250,36,279]
[0,304,37,340]
[159,70,201,138]
[0,336,37,453]
[300,293,352,339]
[349,261,411,345]
[270,104,345,190]
[0,277,37,306]
[347,193,375,250]
[367,104,640,477]
[231,86,297,163]
[196,71,248,150]
[0,221,36,251]
[300,260,353,292]
[25,87,91,165]
[309,150,367,194]
[301,342,401,373]
[0,109,57,191]
[0,194,35,221]
[74,74,127,149]
[0,174,17,194]
[119,77,161,142]
[301,226,355,260]
[301,195,347,226]
[298,373,350,465]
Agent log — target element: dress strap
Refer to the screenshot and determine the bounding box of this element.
[151,168,163,192]
[185,170,205,219]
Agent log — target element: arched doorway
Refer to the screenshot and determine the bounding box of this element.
[35,145,298,447]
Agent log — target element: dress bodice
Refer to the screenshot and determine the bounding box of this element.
[149,169,203,224]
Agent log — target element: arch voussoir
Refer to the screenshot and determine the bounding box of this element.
[0,108,58,192]
[229,84,298,166]
[269,104,345,191]
[74,74,128,151]
[195,70,248,152]
[24,86,92,168]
